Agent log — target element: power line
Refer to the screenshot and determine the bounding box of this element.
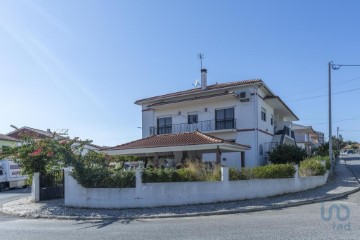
[303,116,360,126]
[286,86,360,102]
[283,76,360,98]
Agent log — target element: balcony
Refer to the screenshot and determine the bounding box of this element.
[150,119,236,135]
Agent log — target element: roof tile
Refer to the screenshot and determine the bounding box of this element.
[103,131,250,151]
[135,79,262,104]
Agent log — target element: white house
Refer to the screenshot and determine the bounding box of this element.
[133,69,299,168]
[292,124,319,155]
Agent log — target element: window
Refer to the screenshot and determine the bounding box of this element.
[259,144,263,156]
[0,169,3,175]
[215,108,235,130]
[270,114,273,126]
[261,108,266,122]
[157,117,172,134]
[188,114,198,124]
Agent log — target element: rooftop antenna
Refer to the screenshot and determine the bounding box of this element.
[197,53,204,69]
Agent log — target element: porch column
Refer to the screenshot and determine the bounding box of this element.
[154,153,159,167]
[216,146,221,165]
[241,151,245,168]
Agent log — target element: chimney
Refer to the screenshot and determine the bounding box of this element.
[47,129,51,133]
[201,68,207,90]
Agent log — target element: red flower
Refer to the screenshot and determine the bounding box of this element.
[47,151,54,157]
[29,147,43,156]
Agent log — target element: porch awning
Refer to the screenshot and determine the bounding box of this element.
[101,131,250,156]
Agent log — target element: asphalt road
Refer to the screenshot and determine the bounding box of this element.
[0,157,360,240]
[0,187,31,205]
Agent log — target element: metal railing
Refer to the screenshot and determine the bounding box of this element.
[264,142,279,153]
[150,119,236,135]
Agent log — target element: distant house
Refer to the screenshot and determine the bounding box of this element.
[315,131,325,146]
[292,124,319,155]
[106,68,299,169]
[7,126,64,140]
[0,133,20,151]
[7,126,101,154]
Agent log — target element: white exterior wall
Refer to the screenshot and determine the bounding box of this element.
[256,88,275,166]
[65,169,329,209]
[140,86,291,168]
[142,109,154,138]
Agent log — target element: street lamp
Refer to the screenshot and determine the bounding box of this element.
[328,62,360,174]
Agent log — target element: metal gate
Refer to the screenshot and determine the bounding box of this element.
[39,170,64,201]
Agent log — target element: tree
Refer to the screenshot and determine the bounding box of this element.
[312,142,339,158]
[269,144,308,164]
[0,133,90,177]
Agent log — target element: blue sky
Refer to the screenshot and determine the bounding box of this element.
[1,0,360,146]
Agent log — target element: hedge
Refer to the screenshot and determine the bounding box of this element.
[71,166,136,188]
[142,168,221,183]
[229,164,296,180]
[299,157,326,177]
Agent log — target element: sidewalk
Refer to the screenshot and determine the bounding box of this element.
[1,159,359,220]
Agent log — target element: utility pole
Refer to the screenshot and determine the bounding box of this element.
[337,126,340,152]
[328,62,333,175]
[328,62,360,175]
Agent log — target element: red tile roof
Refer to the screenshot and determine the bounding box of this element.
[135,79,263,104]
[7,127,64,140]
[103,131,250,151]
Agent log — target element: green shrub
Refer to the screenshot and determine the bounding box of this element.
[229,167,252,180]
[252,164,296,179]
[229,164,295,180]
[325,157,331,170]
[306,155,330,170]
[142,166,221,183]
[71,154,136,188]
[299,158,326,176]
[269,144,308,164]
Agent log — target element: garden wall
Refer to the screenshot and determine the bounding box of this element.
[64,167,329,209]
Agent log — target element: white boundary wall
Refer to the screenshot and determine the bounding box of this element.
[65,167,329,209]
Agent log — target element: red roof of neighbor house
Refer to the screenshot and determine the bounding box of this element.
[0,133,20,142]
[7,127,65,140]
[135,79,263,105]
[103,131,251,151]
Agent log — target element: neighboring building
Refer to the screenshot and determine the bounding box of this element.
[0,133,20,151]
[7,126,64,140]
[315,131,325,146]
[292,124,318,155]
[7,126,101,154]
[133,69,299,168]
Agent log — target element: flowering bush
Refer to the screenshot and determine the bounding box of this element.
[0,134,89,177]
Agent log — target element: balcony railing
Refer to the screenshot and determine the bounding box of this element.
[150,119,236,135]
[264,142,279,153]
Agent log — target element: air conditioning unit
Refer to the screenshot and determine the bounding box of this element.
[235,90,250,102]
